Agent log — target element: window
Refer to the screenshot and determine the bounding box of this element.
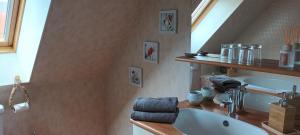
[191,0,216,31]
[0,0,25,52]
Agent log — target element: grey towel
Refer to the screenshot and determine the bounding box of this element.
[209,75,241,92]
[133,97,178,112]
[131,109,179,124]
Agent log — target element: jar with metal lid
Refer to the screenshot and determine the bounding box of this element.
[279,45,295,68]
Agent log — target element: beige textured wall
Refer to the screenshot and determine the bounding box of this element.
[201,0,273,53]
[104,0,191,135]
[232,0,300,112]
[236,0,300,59]
[235,0,300,76]
[0,85,32,135]
[0,0,144,134]
[0,0,191,135]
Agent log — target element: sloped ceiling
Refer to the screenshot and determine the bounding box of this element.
[32,0,140,84]
[200,0,274,53]
[0,0,142,134]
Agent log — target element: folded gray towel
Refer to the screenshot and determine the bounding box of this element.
[209,75,241,92]
[131,109,179,124]
[133,97,178,112]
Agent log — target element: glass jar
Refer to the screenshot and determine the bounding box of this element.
[279,45,295,68]
[295,43,300,65]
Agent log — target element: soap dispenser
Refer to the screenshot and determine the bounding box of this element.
[269,92,296,133]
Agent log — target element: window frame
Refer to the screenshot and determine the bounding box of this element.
[192,0,216,31]
[0,0,25,53]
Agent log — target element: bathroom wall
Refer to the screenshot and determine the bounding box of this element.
[0,0,190,134]
[235,0,300,84]
[233,0,300,112]
[104,0,191,135]
[0,85,32,135]
[2,0,298,134]
[201,0,273,53]
[0,0,145,134]
[236,0,300,60]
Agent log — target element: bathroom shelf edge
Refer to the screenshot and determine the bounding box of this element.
[175,56,300,77]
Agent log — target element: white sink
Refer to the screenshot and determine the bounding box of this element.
[244,77,295,93]
[173,108,268,135]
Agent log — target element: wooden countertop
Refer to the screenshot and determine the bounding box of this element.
[130,101,274,135]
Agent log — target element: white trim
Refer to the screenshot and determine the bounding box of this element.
[191,0,243,52]
[0,0,51,86]
[191,0,212,24]
[0,104,4,114]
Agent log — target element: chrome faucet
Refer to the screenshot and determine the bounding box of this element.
[279,85,297,107]
[222,84,248,118]
[222,92,236,118]
[290,85,297,99]
[236,84,248,111]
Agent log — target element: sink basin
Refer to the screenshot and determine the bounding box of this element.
[244,77,294,93]
[242,77,295,112]
[173,108,268,135]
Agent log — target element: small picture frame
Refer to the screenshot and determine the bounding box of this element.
[128,66,142,88]
[159,10,177,33]
[143,41,159,64]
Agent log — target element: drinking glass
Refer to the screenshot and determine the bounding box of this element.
[228,44,239,63]
[247,46,254,65]
[238,44,249,64]
[252,44,262,64]
[220,44,229,62]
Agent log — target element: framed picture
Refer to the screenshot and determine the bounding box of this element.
[128,66,142,88]
[143,41,159,64]
[159,10,177,33]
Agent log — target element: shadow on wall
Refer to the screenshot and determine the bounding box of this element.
[103,0,191,135]
[0,0,151,135]
[0,0,190,135]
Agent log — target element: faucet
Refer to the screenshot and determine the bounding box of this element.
[222,84,248,118]
[222,92,236,118]
[290,85,297,99]
[279,85,297,107]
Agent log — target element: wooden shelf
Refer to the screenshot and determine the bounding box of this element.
[176,55,300,77]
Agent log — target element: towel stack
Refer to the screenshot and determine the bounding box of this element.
[209,75,241,93]
[131,97,179,124]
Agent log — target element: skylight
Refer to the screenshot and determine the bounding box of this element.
[191,0,212,24]
[0,0,51,86]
